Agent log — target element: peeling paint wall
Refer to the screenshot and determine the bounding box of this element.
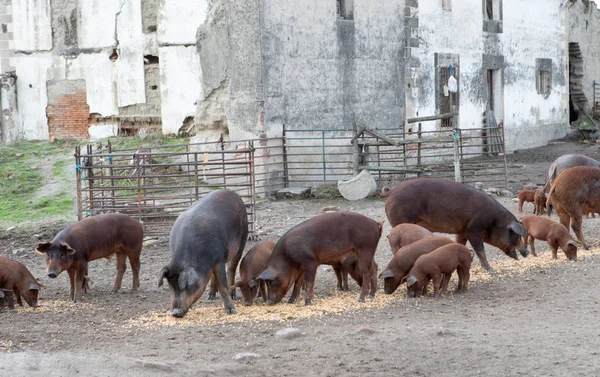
[568,0,600,111]
[410,0,568,153]
[195,0,405,140]
[12,0,52,51]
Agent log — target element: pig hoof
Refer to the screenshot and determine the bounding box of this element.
[287,298,296,304]
[207,293,217,300]
[110,290,118,295]
[226,307,237,315]
[304,301,312,306]
[357,298,365,303]
[487,268,495,275]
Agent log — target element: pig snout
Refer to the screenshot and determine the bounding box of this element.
[519,247,530,258]
[48,270,58,278]
[570,255,577,262]
[171,308,187,318]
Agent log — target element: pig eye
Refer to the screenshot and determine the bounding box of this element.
[60,253,67,261]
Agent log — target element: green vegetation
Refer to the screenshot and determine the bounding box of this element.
[101,134,189,152]
[0,140,78,224]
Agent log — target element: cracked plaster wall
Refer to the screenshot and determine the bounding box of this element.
[410,0,569,153]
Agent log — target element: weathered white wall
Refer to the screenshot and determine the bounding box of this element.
[13,54,53,139]
[158,0,209,44]
[12,0,52,51]
[411,0,568,152]
[77,0,119,49]
[159,46,202,134]
[568,0,600,111]
[116,0,146,107]
[80,53,118,116]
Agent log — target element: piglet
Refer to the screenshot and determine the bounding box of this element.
[517,190,536,213]
[387,223,433,254]
[520,215,578,261]
[331,256,378,297]
[234,240,276,306]
[380,236,455,294]
[0,256,41,308]
[404,243,472,298]
[533,189,547,215]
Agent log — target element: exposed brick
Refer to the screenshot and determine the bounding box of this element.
[46,79,90,140]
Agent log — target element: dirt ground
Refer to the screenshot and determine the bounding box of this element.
[1,134,600,377]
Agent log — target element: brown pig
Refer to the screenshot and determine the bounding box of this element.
[387,223,433,254]
[379,236,455,294]
[331,256,378,297]
[37,213,143,302]
[0,256,41,308]
[547,166,600,250]
[234,240,276,306]
[404,243,472,298]
[520,215,578,261]
[543,154,600,193]
[517,190,536,213]
[385,178,528,274]
[533,189,547,215]
[258,212,383,305]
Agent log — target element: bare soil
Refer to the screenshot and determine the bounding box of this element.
[1,135,600,377]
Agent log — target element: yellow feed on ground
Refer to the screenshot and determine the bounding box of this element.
[125,248,598,329]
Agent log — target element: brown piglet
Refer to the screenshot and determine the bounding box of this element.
[387,223,433,254]
[520,215,578,261]
[533,189,547,215]
[0,256,41,308]
[380,236,455,294]
[517,190,536,213]
[331,256,378,297]
[234,240,276,306]
[403,243,472,298]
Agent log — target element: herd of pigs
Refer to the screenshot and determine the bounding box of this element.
[0,153,598,319]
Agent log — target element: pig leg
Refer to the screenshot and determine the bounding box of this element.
[432,272,443,298]
[67,268,77,301]
[14,288,22,306]
[213,264,236,315]
[259,280,267,302]
[227,246,244,301]
[440,273,451,294]
[457,266,470,291]
[468,235,494,274]
[333,266,344,291]
[356,252,375,303]
[287,272,304,304]
[128,253,141,292]
[207,277,218,300]
[74,266,87,303]
[456,234,468,245]
[569,215,589,250]
[303,262,318,306]
[5,290,14,310]
[518,199,524,212]
[368,262,378,298]
[111,251,127,295]
[527,234,537,257]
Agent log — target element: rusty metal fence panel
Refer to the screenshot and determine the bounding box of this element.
[74,140,256,237]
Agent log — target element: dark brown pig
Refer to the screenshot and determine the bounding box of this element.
[543,154,600,193]
[517,190,536,213]
[547,166,600,250]
[158,190,248,318]
[533,189,547,215]
[379,236,455,294]
[258,212,383,305]
[0,256,41,308]
[331,256,378,297]
[520,215,578,261]
[37,213,143,302]
[385,178,528,274]
[404,243,472,298]
[234,240,276,306]
[387,223,433,254]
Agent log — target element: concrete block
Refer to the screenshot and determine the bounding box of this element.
[338,170,377,201]
[276,187,311,200]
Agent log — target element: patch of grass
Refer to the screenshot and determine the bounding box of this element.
[51,159,68,177]
[99,134,189,152]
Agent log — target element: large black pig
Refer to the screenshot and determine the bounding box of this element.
[385,178,528,274]
[158,189,248,318]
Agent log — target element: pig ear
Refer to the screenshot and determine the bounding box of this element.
[158,266,169,287]
[59,242,76,255]
[28,282,40,291]
[258,268,276,281]
[178,267,200,290]
[406,275,417,287]
[36,242,52,254]
[248,279,257,288]
[567,240,578,248]
[508,221,526,238]
[380,270,394,279]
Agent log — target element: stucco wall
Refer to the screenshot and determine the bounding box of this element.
[568,0,600,111]
[410,0,568,153]
[12,0,52,51]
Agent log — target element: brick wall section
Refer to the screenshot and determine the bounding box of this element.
[46,79,90,139]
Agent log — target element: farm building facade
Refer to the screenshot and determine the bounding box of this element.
[0,0,598,153]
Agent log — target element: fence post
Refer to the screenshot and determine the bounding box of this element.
[417,123,422,178]
[321,130,326,182]
[451,93,462,183]
[352,123,360,176]
[282,124,289,188]
[87,144,95,215]
[75,146,83,220]
[108,141,115,212]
